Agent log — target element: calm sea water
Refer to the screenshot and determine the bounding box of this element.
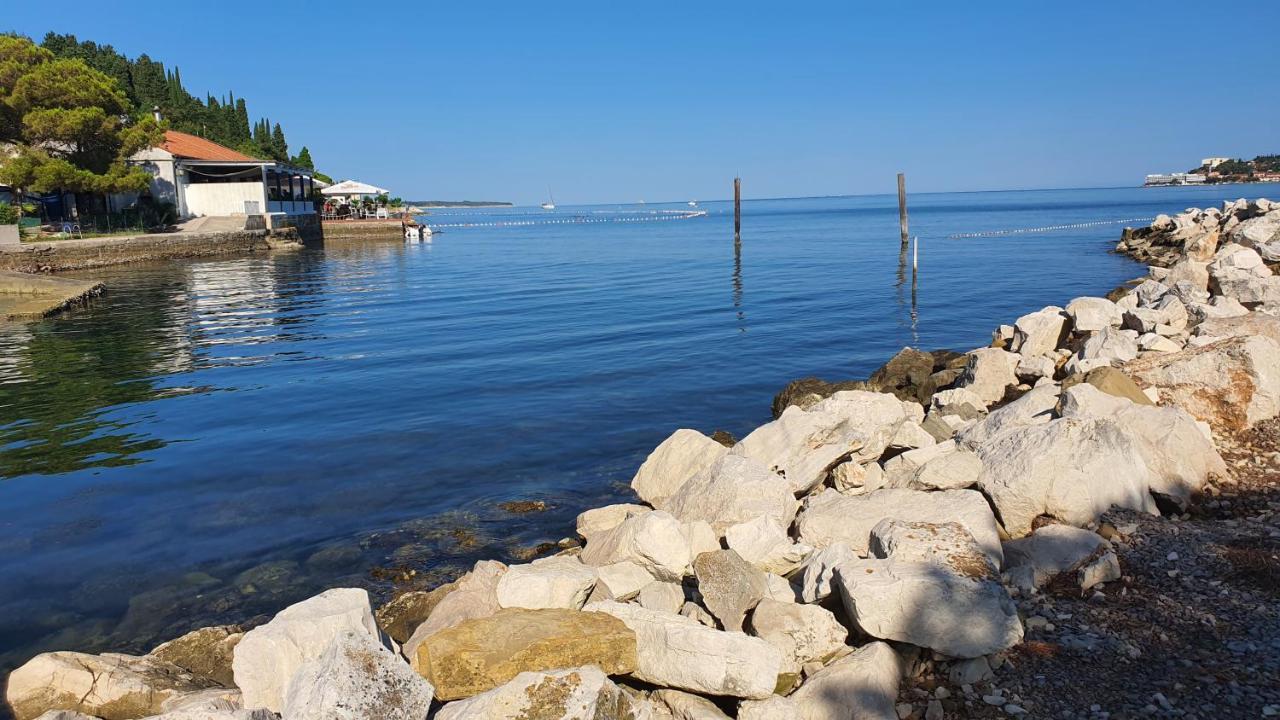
[0,185,1266,668]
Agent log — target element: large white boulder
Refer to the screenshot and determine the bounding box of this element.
[794,487,1003,568]
[746,598,848,678]
[403,560,506,669]
[724,515,812,575]
[955,382,1060,448]
[282,630,434,720]
[585,601,783,699]
[593,561,654,601]
[1058,383,1227,507]
[975,417,1158,538]
[1012,306,1069,358]
[433,666,641,720]
[1126,335,1280,432]
[233,588,382,713]
[661,453,798,535]
[1228,211,1280,247]
[955,348,1020,405]
[6,652,215,720]
[579,510,692,581]
[1075,326,1139,369]
[869,519,997,577]
[496,555,598,610]
[782,641,903,720]
[1066,296,1122,333]
[631,429,727,507]
[736,391,908,495]
[834,558,1022,658]
[1002,524,1119,593]
[575,503,650,541]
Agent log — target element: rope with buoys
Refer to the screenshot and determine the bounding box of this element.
[425,210,707,230]
[948,217,1153,239]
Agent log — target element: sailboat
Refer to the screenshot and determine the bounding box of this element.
[688,200,698,207]
[541,187,556,210]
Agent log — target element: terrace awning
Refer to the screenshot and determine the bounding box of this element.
[321,180,389,197]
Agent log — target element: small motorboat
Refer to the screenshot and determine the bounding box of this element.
[404,224,433,242]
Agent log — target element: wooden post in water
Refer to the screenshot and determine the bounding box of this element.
[897,173,909,246]
[733,177,742,241]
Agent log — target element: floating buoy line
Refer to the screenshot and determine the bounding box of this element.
[420,209,707,229]
[948,217,1154,239]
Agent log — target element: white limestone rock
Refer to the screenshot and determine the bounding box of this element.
[888,421,936,451]
[1011,306,1069,358]
[637,581,686,615]
[1076,326,1139,366]
[433,666,640,720]
[233,588,383,713]
[1058,383,1227,507]
[830,460,886,495]
[496,555,598,610]
[955,382,1060,449]
[834,558,1022,658]
[784,641,903,720]
[737,696,801,720]
[651,689,732,720]
[576,503,650,542]
[930,387,987,419]
[736,391,908,495]
[868,519,997,577]
[579,510,692,581]
[1066,296,1122,333]
[593,561,654,601]
[1002,524,1119,593]
[1016,353,1057,381]
[403,560,506,669]
[884,440,984,492]
[763,574,798,603]
[282,630,434,720]
[798,543,856,603]
[975,417,1158,538]
[724,515,812,575]
[661,453,798,536]
[746,598,848,678]
[795,487,1003,568]
[955,348,1020,405]
[1126,335,1280,432]
[585,601,784,700]
[631,429,728,507]
[5,652,216,720]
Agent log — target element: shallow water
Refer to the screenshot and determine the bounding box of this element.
[0,185,1264,668]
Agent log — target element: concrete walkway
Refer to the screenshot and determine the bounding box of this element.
[0,270,103,320]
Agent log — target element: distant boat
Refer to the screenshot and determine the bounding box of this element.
[688,200,698,207]
[541,187,556,210]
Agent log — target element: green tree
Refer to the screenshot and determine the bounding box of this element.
[292,146,314,170]
[0,36,162,218]
[271,122,288,161]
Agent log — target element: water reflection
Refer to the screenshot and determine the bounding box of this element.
[0,253,325,478]
[895,239,919,345]
[732,238,746,332]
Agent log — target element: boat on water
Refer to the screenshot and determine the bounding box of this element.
[688,200,698,207]
[541,187,556,210]
[404,224,433,242]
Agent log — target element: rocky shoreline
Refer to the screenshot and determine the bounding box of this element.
[5,199,1280,720]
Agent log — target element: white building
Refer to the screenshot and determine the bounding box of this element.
[1201,157,1231,170]
[122,131,318,226]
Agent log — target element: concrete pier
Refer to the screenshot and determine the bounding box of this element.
[0,270,105,320]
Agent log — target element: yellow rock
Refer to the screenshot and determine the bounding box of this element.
[415,607,637,701]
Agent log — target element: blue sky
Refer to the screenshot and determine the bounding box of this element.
[7,2,1278,205]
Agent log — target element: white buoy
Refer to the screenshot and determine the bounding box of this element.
[912,235,919,270]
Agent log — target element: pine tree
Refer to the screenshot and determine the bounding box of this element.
[271,123,288,162]
[293,146,314,170]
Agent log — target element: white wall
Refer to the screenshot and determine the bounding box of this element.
[183,182,266,217]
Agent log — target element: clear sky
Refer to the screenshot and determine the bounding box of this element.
[6,1,1278,205]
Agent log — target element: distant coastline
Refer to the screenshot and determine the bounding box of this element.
[407,200,513,208]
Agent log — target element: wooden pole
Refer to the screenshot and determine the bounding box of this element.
[734,177,741,241]
[897,173,909,246]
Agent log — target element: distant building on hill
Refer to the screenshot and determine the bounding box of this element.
[1201,157,1231,170]
[1144,173,1206,186]
[117,130,319,226]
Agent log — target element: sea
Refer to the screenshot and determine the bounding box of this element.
[0,184,1267,670]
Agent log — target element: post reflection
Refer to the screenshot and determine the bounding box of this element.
[733,238,745,332]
